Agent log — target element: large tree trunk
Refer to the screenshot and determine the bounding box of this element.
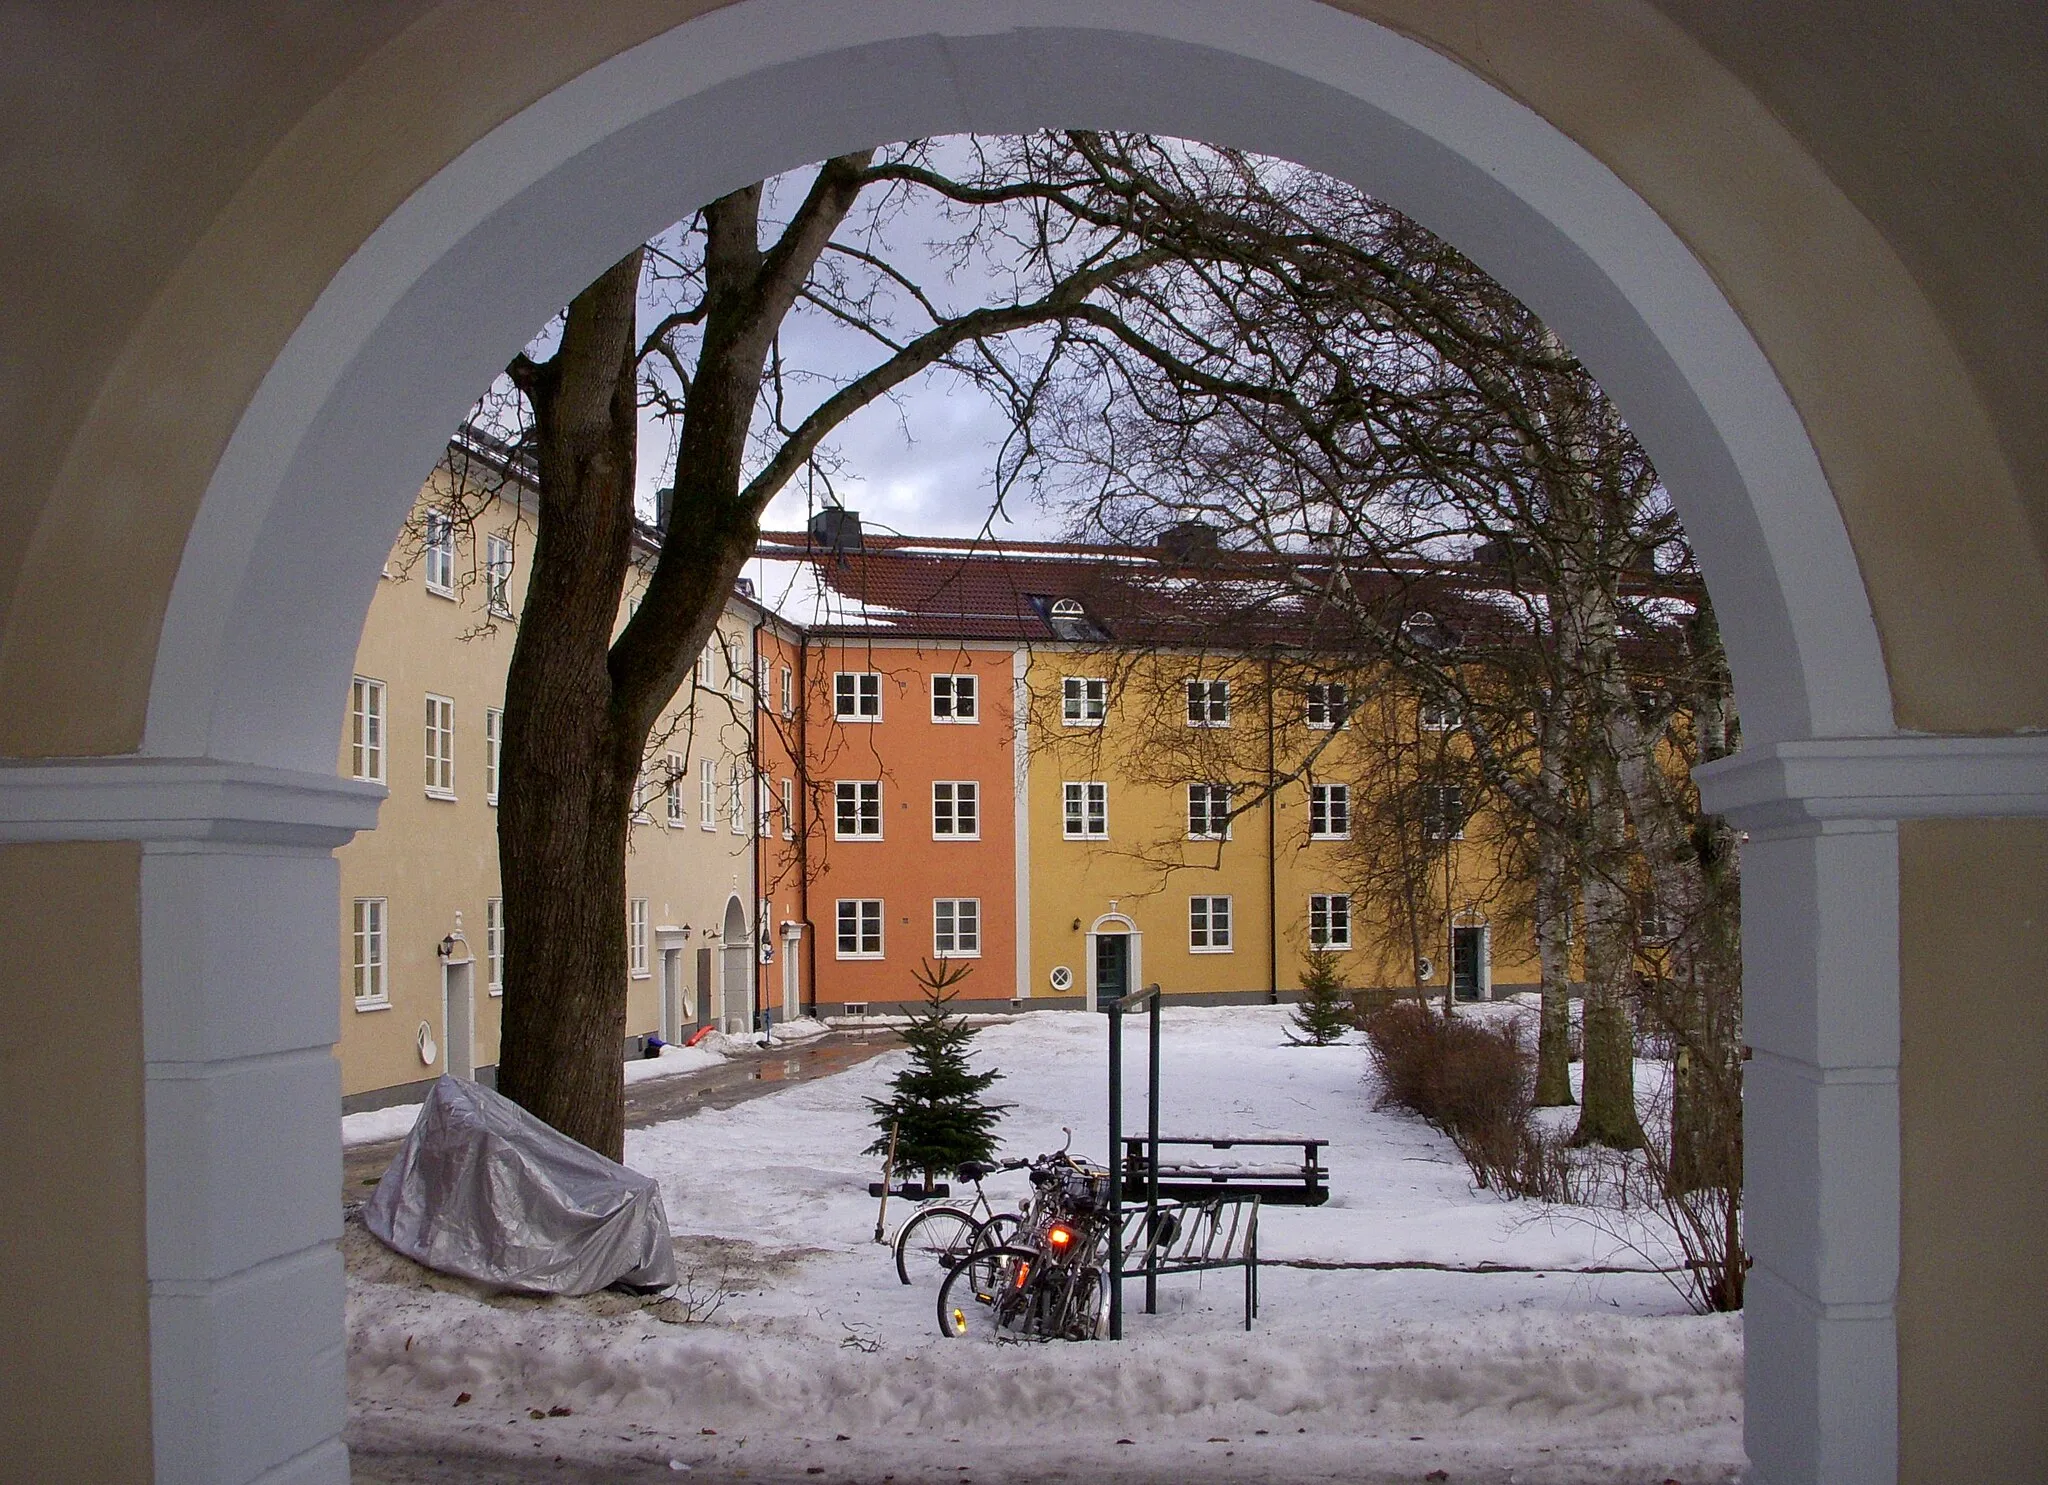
[496,251,647,1161]
[1572,756,1645,1149]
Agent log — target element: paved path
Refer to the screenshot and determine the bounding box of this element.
[343,1030,901,1198]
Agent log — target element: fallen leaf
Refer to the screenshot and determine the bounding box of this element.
[529,1410,546,1421]
[1207,1437,1230,1443]
[548,1405,572,1417]
[1426,1473,1450,1483]
[1115,1439,1135,1446]
[807,1470,826,1476]
[452,1393,471,1407]
[835,1434,851,1442]
[701,1428,718,1436]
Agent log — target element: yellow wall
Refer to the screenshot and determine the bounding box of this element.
[334,467,761,1097]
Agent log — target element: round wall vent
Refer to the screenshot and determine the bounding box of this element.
[1048,965,1075,992]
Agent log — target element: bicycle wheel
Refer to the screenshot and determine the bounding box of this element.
[1068,1265,1110,1340]
[894,1206,981,1286]
[962,1211,1022,1288]
[936,1245,1041,1339]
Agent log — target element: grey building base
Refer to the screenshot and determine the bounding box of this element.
[341,1035,661,1114]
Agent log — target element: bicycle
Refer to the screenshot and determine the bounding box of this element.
[936,1143,1114,1341]
[891,1159,1028,1286]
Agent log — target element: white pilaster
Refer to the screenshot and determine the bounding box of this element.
[0,758,382,1485]
[1695,734,2048,1485]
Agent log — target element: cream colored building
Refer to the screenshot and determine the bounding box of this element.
[335,451,779,1104]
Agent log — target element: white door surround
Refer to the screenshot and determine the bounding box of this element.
[4,4,2046,1482]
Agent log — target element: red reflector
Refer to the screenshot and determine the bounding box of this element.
[1049,1226,1073,1247]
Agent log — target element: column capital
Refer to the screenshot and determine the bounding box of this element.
[1695,734,2048,831]
[0,755,383,848]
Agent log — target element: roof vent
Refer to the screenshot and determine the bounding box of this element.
[809,506,863,554]
[1158,519,1220,563]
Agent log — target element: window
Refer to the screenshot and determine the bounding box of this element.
[934,898,981,957]
[1185,678,1230,727]
[756,773,772,836]
[779,665,794,717]
[1309,893,1353,950]
[1306,682,1350,730]
[836,898,883,958]
[349,677,385,783]
[1189,896,1233,952]
[728,761,747,835]
[1639,902,1677,945]
[932,673,978,722]
[1309,783,1350,840]
[484,898,503,996]
[835,671,881,720]
[1187,782,1232,840]
[665,752,685,825]
[835,780,882,838]
[629,898,649,978]
[696,643,716,689]
[1423,784,1465,841]
[1063,781,1108,839]
[484,707,502,804]
[423,694,455,798]
[726,643,745,705]
[485,532,513,616]
[423,511,455,597]
[932,781,980,838]
[780,777,795,840]
[1061,676,1106,726]
[699,758,717,830]
[351,897,388,1007]
[1419,697,1458,732]
[755,657,769,706]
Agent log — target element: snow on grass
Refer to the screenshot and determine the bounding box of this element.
[347,1004,1743,1482]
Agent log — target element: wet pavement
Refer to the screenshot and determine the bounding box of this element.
[343,1029,901,1198]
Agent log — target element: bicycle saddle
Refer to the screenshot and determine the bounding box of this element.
[955,1160,999,1181]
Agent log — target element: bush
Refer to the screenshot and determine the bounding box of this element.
[1360,1000,1572,1196]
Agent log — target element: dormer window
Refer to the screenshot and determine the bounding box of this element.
[1037,595,1105,641]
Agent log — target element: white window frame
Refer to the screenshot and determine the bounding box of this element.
[932,780,980,840]
[423,511,455,598]
[836,898,884,959]
[1187,782,1232,841]
[1189,895,1233,952]
[756,772,772,836]
[423,693,456,799]
[755,656,769,706]
[1306,682,1351,730]
[1309,783,1351,840]
[934,897,982,958]
[349,676,386,784]
[728,760,748,835]
[834,670,882,721]
[352,897,389,1008]
[629,898,649,978]
[726,641,746,705]
[1310,893,1353,950]
[1424,784,1466,841]
[484,898,504,996]
[780,777,795,840]
[484,706,502,805]
[932,673,979,722]
[1063,780,1108,839]
[1185,677,1230,727]
[1419,697,1459,732]
[485,531,513,617]
[779,664,794,717]
[1061,676,1106,726]
[699,757,717,830]
[665,751,685,826]
[835,780,882,839]
[696,643,716,689]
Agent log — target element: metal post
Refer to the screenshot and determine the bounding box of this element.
[1145,986,1161,1315]
[1107,993,1123,1341]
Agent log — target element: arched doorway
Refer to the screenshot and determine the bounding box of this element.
[1086,910,1143,1012]
[719,893,754,1035]
[5,5,2043,1482]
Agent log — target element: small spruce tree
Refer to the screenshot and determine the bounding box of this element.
[866,959,1009,1188]
[1290,948,1354,1046]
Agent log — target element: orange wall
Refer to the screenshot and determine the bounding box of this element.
[804,640,1018,1007]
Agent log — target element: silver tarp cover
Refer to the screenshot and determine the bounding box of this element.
[362,1075,677,1295]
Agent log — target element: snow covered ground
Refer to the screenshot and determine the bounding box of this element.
[346,1004,1744,1482]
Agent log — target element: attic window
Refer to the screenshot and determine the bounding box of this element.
[1037,595,1105,641]
[1050,598,1084,618]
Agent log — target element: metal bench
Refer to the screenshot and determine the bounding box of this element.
[1121,1135,1329,1207]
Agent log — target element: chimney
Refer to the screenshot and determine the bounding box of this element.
[655,486,674,534]
[809,506,863,554]
[1159,519,1220,564]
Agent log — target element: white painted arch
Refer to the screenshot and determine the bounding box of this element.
[78,1,1964,1480]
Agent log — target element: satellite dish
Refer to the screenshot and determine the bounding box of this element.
[1416,957,1435,982]
[415,1021,439,1066]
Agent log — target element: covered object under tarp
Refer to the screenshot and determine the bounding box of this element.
[363,1075,677,1295]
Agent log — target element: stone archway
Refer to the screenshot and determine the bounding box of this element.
[4,4,2045,1482]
